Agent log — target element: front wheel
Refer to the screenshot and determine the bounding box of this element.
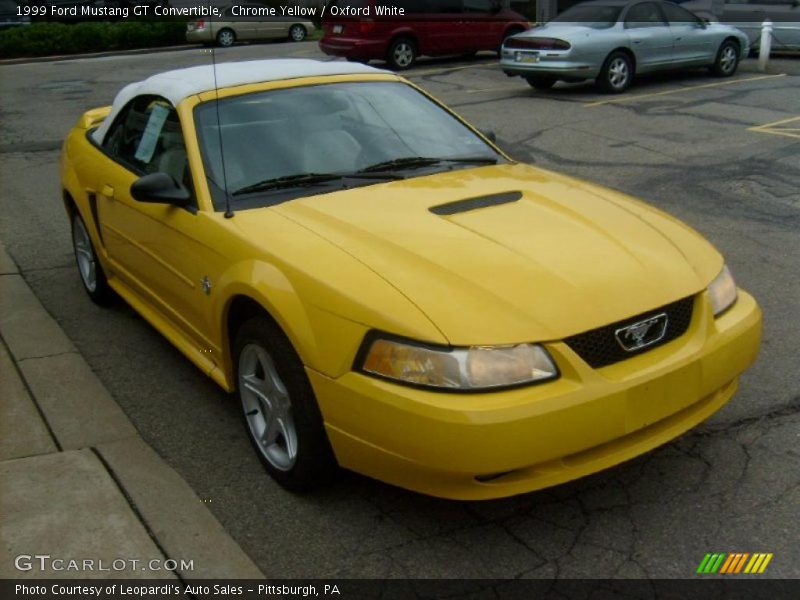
[234,316,338,491]
[387,37,417,70]
[596,51,633,94]
[711,40,740,77]
[288,24,306,42]
[71,211,114,305]
[216,28,235,48]
[525,75,557,90]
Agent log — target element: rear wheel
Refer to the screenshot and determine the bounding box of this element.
[387,37,417,70]
[525,75,557,90]
[71,211,114,305]
[288,24,307,42]
[711,40,739,77]
[596,51,633,94]
[216,28,235,47]
[234,316,338,491]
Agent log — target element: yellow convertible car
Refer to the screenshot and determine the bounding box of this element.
[61,59,761,500]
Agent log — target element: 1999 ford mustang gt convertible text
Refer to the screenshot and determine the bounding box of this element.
[61,59,761,500]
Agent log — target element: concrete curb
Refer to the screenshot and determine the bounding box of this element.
[0,241,263,580]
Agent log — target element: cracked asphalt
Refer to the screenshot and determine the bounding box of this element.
[1,41,798,579]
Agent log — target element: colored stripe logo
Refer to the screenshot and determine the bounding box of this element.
[696,552,773,574]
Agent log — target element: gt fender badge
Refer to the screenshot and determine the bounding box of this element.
[200,276,212,295]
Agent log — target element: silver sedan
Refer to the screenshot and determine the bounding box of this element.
[500,0,750,93]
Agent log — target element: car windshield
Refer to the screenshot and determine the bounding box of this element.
[194,81,502,211]
[550,5,623,28]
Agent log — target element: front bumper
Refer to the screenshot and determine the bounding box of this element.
[309,290,761,500]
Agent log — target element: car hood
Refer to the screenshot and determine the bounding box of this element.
[244,163,722,345]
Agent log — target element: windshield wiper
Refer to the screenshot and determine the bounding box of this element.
[359,156,498,174]
[233,171,402,196]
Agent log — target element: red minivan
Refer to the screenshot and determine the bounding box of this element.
[320,0,529,69]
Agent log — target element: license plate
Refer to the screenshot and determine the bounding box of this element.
[333,25,343,34]
[516,52,539,64]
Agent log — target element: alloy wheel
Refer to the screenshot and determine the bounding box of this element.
[72,216,97,293]
[289,25,306,42]
[393,42,414,68]
[608,57,629,90]
[239,344,298,471]
[719,45,737,75]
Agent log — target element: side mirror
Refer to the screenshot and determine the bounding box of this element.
[480,129,497,143]
[130,172,192,208]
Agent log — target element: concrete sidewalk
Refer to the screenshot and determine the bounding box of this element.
[0,243,263,580]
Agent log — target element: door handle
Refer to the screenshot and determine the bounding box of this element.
[101,184,115,199]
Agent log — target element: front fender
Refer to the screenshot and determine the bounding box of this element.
[212,260,370,389]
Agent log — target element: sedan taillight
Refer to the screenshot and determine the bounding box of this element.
[505,37,571,51]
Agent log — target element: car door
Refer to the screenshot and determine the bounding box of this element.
[461,0,500,50]
[95,95,223,359]
[624,1,676,70]
[424,0,469,55]
[660,1,717,63]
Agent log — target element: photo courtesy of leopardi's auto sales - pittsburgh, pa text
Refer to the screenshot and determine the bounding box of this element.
[15,1,407,20]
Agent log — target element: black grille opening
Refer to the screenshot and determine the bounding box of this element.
[564,296,695,369]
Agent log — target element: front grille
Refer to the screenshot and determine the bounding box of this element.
[564,296,695,369]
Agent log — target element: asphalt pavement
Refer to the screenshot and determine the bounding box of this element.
[0,40,798,579]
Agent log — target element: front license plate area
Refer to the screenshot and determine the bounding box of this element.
[333,24,343,34]
[516,51,539,63]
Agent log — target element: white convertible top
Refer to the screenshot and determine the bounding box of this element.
[91,59,386,144]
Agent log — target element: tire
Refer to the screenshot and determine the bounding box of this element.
[71,211,114,305]
[288,24,306,42]
[525,75,557,90]
[234,316,338,491]
[711,39,740,77]
[596,50,633,94]
[216,28,236,48]
[387,37,417,70]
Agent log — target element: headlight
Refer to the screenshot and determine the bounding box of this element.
[358,335,559,391]
[707,264,738,317]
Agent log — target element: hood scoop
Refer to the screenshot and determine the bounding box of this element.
[430,191,522,216]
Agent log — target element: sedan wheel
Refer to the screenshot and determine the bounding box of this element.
[71,211,113,305]
[289,24,306,42]
[387,38,417,70]
[234,316,338,490]
[216,28,235,47]
[711,40,739,77]
[597,51,633,94]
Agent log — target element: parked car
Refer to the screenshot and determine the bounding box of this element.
[320,0,530,69]
[186,4,316,47]
[60,59,760,499]
[501,0,750,92]
[676,0,800,51]
[0,0,30,28]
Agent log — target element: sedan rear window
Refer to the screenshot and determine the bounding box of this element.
[551,5,623,28]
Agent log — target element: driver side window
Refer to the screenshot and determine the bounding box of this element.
[103,96,194,195]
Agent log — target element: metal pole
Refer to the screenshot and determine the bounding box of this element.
[758,19,772,72]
